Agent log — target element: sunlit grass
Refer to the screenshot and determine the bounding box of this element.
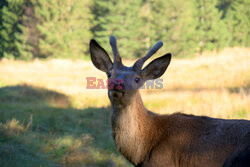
[0,47,249,167]
[0,119,26,137]
[142,90,250,119]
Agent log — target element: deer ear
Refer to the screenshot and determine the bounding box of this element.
[90,39,113,73]
[141,53,171,80]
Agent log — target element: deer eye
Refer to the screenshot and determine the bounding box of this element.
[135,77,140,83]
[107,72,111,78]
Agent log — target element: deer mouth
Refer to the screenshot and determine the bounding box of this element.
[109,90,125,98]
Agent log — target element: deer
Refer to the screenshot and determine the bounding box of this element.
[89,36,250,167]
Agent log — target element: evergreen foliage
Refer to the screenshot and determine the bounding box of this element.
[92,0,145,58]
[35,0,93,59]
[0,0,249,60]
[0,0,30,59]
[150,0,199,57]
[224,0,250,46]
[0,0,7,58]
[196,0,230,52]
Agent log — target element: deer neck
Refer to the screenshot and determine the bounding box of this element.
[110,91,161,165]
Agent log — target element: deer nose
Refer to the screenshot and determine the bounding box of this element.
[112,79,124,90]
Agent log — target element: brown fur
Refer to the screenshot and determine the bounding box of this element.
[111,92,250,167]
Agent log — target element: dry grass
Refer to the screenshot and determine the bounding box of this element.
[0,47,249,117]
[0,47,250,167]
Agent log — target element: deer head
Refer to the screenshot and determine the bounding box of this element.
[90,36,171,106]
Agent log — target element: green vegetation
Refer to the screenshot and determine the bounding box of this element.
[0,0,30,59]
[224,0,250,46]
[196,0,229,52]
[0,0,249,59]
[92,0,146,58]
[35,0,93,59]
[0,0,93,59]
[0,85,131,167]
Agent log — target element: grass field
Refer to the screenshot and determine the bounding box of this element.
[0,47,249,167]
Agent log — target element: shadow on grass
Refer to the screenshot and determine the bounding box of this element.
[0,84,126,167]
[228,82,250,95]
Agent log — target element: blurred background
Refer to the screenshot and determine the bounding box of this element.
[0,0,249,167]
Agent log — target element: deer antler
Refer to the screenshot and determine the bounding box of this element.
[133,41,163,71]
[110,36,122,66]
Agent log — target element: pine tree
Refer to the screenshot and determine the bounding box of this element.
[35,0,93,59]
[217,0,233,18]
[92,0,146,59]
[149,0,199,57]
[19,0,41,59]
[224,0,250,46]
[0,0,8,58]
[0,0,30,59]
[196,0,230,52]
